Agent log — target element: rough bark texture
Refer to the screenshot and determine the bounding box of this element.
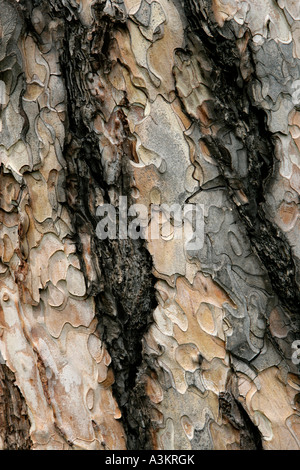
[0,0,299,450]
[0,364,32,449]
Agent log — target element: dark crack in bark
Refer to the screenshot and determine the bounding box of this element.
[0,364,32,450]
[218,373,263,450]
[218,390,263,450]
[182,0,300,328]
[24,0,157,450]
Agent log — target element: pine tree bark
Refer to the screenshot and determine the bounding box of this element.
[0,0,299,450]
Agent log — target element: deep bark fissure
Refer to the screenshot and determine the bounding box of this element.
[217,368,263,450]
[218,388,263,450]
[182,0,300,327]
[0,364,32,450]
[30,0,158,449]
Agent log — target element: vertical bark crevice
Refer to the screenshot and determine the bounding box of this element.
[181,0,300,327]
[218,389,263,450]
[95,237,157,450]
[218,371,263,450]
[0,364,32,450]
[29,0,158,449]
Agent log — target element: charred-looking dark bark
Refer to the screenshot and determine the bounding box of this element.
[95,239,156,449]
[182,0,300,325]
[218,390,263,450]
[0,364,32,450]
[22,0,157,449]
[217,372,263,450]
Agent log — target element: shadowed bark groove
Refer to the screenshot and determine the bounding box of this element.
[182,0,300,325]
[218,390,263,450]
[42,0,157,449]
[0,364,32,450]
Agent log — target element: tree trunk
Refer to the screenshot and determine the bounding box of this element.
[0,0,299,450]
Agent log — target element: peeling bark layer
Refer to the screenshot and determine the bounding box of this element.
[0,0,299,450]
